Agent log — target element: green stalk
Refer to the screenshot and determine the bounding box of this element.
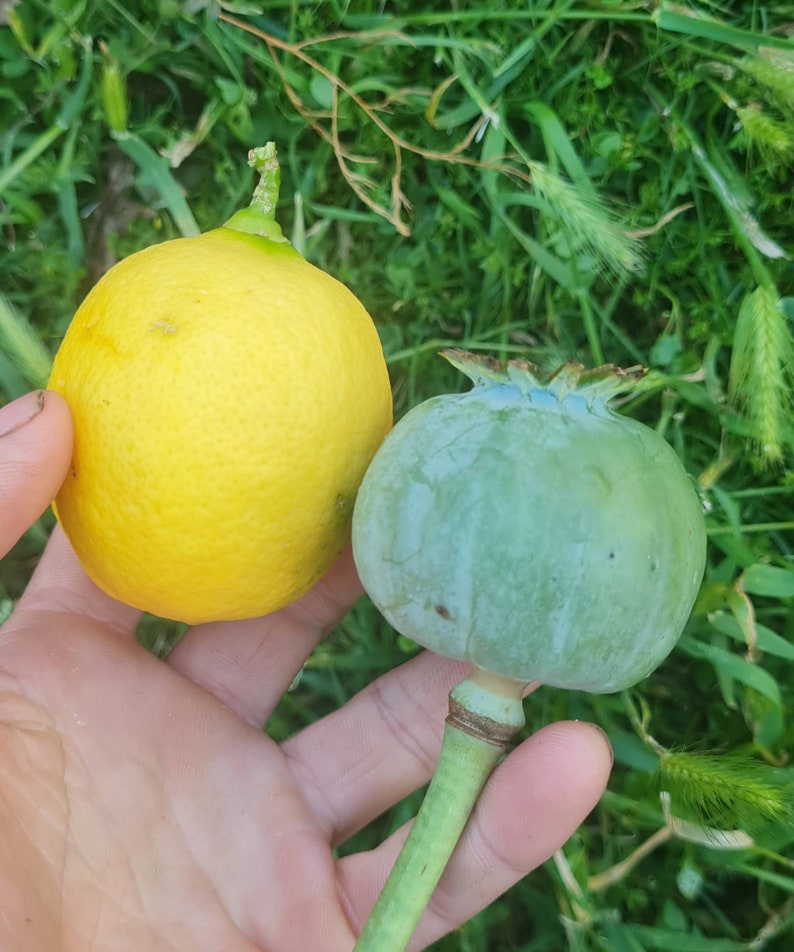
[354,668,526,952]
[224,143,292,245]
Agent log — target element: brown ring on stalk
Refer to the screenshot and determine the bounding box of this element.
[446,697,521,747]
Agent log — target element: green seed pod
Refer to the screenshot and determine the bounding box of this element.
[352,351,707,694]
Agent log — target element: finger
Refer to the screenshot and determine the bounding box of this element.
[0,390,72,559]
[14,526,142,635]
[337,719,612,951]
[0,391,140,635]
[283,651,487,844]
[166,547,363,726]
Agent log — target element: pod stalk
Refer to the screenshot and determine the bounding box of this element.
[353,668,526,952]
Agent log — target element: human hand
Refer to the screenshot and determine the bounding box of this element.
[0,390,612,952]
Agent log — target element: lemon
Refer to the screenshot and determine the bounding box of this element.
[48,145,392,624]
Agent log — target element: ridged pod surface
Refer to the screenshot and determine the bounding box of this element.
[352,351,706,693]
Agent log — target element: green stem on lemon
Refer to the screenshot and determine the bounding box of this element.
[353,667,527,952]
[223,142,290,243]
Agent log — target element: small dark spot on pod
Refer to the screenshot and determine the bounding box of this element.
[434,605,452,620]
[608,551,615,560]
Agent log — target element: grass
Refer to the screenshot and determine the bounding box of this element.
[3,0,794,948]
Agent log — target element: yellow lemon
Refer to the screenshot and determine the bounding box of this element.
[48,146,392,624]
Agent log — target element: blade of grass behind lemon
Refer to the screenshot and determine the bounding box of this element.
[112,132,200,238]
[54,125,87,275]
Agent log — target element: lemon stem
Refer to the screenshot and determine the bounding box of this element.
[353,667,526,952]
[224,142,289,243]
[248,143,281,219]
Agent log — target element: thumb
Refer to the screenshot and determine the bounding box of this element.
[0,390,73,559]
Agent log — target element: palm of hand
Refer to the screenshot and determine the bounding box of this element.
[2,611,348,950]
[2,529,395,951]
[0,392,612,952]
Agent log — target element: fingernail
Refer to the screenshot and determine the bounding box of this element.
[576,720,614,768]
[591,723,614,768]
[0,390,45,439]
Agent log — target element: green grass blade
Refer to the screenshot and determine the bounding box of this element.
[0,354,28,401]
[54,38,93,130]
[741,564,794,599]
[495,202,588,292]
[654,2,794,53]
[524,100,594,191]
[734,863,794,894]
[677,635,782,708]
[0,125,62,196]
[54,124,86,272]
[711,613,794,662]
[622,926,746,951]
[112,132,200,238]
[690,143,787,262]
